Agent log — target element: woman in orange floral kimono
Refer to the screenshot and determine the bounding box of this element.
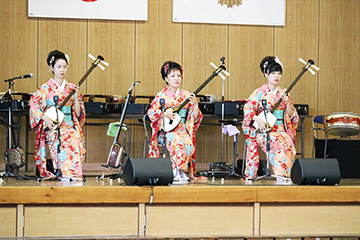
[242,56,299,180]
[29,50,86,180]
[147,61,202,181]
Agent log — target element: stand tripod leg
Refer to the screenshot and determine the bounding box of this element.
[225,133,243,179]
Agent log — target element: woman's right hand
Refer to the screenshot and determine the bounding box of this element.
[164,108,175,120]
[42,115,56,131]
[253,115,266,132]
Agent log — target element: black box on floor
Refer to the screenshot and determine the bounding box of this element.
[315,139,360,178]
[236,159,267,176]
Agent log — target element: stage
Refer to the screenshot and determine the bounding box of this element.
[0,174,360,239]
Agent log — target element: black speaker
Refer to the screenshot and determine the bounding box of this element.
[290,158,341,185]
[122,158,173,186]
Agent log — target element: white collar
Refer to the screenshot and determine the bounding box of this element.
[51,78,65,91]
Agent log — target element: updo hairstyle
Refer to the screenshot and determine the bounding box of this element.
[47,50,68,68]
[160,61,183,81]
[260,56,282,76]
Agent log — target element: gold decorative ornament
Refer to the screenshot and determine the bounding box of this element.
[218,0,243,8]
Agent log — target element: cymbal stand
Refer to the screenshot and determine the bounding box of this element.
[1,77,39,181]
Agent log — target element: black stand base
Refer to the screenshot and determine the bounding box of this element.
[254,167,276,181]
[97,164,124,180]
[1,170,41,181]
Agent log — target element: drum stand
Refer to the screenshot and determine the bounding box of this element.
[1,78,40,181]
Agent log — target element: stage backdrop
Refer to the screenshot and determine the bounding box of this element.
[28,0,148,21]
[173,0,286,26]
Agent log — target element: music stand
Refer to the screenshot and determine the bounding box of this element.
[1,77,40,181]
[219,119,243,179]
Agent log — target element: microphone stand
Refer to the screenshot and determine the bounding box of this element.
[160,98,167,158]
[1,78,39,181]
[53,96,63,180]
[255,101,276,181]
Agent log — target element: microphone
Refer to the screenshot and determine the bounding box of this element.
[159,98,165,108]
[4,73,33,82]
[19,73,33,79]
[261,99,267,110]
[53,96,59,105]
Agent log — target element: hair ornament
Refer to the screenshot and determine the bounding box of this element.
[49,56,55,65]
[274,56,283,67]
[164,64,169,74]
[263,61,268,73]
[65,54,70,64]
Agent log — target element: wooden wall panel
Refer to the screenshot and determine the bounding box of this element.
[319,0,342,115]
[158,0,182,67]
[135,0,160,96]
[12,0,37,94]
[228,26,251,100]
[339,0,360,113]
[0,0,13,91]
[1,0,360,168]
[37,19,63,87]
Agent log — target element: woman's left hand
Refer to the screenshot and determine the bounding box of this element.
[281,93,290,105]
[73,85,80,99]
[188,93,197,104]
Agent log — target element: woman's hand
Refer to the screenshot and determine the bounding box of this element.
[281,93,290,105]
[42,114,56,131]
[165,108,176,120]
[73,84,80,99]
[253,115,266,132]
[281,93,294,117]
[188,93,197,104]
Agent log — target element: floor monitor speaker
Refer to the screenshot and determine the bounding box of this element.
[290,158,341,185]
[122,158,173,186]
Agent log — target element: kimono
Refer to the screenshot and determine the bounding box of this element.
[242,84,299,179]
[29,79,86,179]
[147,86,203,173]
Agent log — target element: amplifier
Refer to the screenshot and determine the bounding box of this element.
[85,102,122,114]
[214,101,246,116]
[0,99,29,111]
[294,104,309,115]
[126,103,150,114]
[85,102,151,115]
[199,103,215,114]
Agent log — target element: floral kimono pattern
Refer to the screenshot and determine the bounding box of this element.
[242,84,299,179]
[147,86,203,173]
[29,79,86,179]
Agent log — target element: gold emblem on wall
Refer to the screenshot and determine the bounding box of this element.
[218,0,243,8]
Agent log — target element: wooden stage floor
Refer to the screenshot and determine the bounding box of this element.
[1,172,360,239]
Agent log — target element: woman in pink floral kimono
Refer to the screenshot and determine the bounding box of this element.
[29,50,86,180]
[242,56,299,180]
[147,61,203,181]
